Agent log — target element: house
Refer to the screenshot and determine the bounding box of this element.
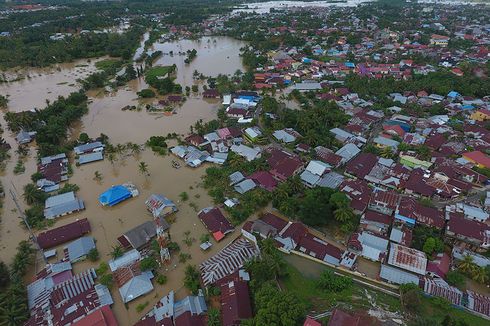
[317,171,344,189]
[99,184,139,206]
[462,151,490,169]
[74,141,104,155]
[234,179,256,194]
[345,153,377,179]
[26,268,113,326]
[466,290,490,317]
[203,89,220,98]
[430,34,449,46]
[64,237,96,263]
[470,109,490,122]
[379,264,420,285]
[16,130,36,144]
[348,231,389,262]
[452,247,490,268]
[249,171,277,191]
[423,278,463,306]
[145,194,177,218]
[37,218,91,249]
[387,243,427,275]
[244,127,264,143]
[304,317,322,326]
[446,213,490,249]
[198,207,234,241]
[220,279,253,326]
[44,191,85,219]
[229,172,245,186]
[78,152,104,165]
[373,136,399,149]
[273,128,300,143]
[368,190,400,216]
[400,155,432,169]
[200,238,259,286]
[426,252,451,279]
[267,148,304,182]
[390,226,413,247]
[136,290,207,326]
[339,179,372,213]
[38,153,69,184]
[71,306,118,326]
[230,144,261,162]
[330,128,354,143]
[360,210,392,235]
[395,198,445,228]
[36,178,60,193]
[109,250,154,303]
[297,233,344,266]
[185,134,206,147]
[300,160,329,188]
[117,220,169,250]
[335,143,361,164]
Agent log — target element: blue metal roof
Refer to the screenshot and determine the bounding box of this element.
[99,185,132,206]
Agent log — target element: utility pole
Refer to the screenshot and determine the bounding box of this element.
[9,187,47,264]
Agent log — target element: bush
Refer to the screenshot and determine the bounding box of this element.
[87,248,99,262]
[96,262,109,275]
[156,274,168,285]
[179,192,189,201]
[137,88,156,98]
[140,257,158,271]
[316,270,352,292]
[136,301,149,313]
[99,274,113,288]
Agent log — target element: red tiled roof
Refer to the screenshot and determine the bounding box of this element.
[463,151,490,169]
[304,317,322,326]
[249,171,277,191]
[260,213,288,231]
[37,218,91,249]
[363,210,392,226]
[345,153,377,179]
[397,198,445,228]
[220,280,253,326]
[174,311,206,326]
[198,207,234,237]
[369,190,400,211]
[72,306,118,326]
[328,309,361,326]
[298,233,343,260]
[447,213,489,242]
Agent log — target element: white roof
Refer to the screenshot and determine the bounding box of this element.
[230,144,261,162]
[305,160,329,176]
[380,265,419,285]
[109,249,141,272]
[335,143,360,162]
[45,192,76,208]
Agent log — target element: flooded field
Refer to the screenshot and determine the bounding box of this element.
[0,35,247,324]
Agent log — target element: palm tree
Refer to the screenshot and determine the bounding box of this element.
[334,205,355,223]
[110,246,123,259]
[138,161,149,177]
[471,266,489,284]
[93,171,103,182]
[380,146,394,159]
[458,255,475,274]
[107,152,116,165]
[23,184,46,205]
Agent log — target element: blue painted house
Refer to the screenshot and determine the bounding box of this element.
[99,184,138,206]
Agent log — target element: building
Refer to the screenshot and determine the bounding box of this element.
[71,306,118,326]
[400,155,432,169]
[348,231,388,262]
[200,238,259,286]
[387,243,427,275]
[368,190,400,216]
[430,34,449,46]
[145,194,177,218]
[109,250,154,303]
[470,109,490,122]
[99,184,139,206]
[198,207,234,241]
[220,279,253,326]
[117,220,169,250]
[74,141,104,155]
[64,236,96,263]
[446,213,490,249]
[37,218,91,249]
[44,191,85,219]
[462,151,490,169]
[423,278,463,306]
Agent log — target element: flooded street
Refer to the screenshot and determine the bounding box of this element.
[0,35,247,325]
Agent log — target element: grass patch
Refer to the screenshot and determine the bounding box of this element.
[95,59,123,74]
[145,66,174,80]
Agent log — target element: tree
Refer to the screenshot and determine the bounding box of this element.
[446,270,465,288]
[334,205,355,223]
[140,257,158,271]
[93,171,103,182]
[399,283,422,314]
[316,270,352,292]
[99,274,113,288]
[423,237,436,256]
[458,255,475,274]
[138,161,149,177]
[471,266,489,284]
[207,308,221,326]
[184,265,200,295]
[156,274,167,285]
[87,248,99,262]
[0,262,9,289]
[23,183,47,205]
[110,245,124,259]
[137,89,156,98]
[253,283,305,326]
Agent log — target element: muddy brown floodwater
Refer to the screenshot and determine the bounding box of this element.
[0,36,248,325]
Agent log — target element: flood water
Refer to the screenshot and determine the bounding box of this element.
[0,35,247,325]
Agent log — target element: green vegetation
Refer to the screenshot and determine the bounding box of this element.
[446,270,465,288]
[0,241,34,325]
[184,49,197,64]
[207,308,221,326]
[87,248,99,262]
[0,95,8,108]
[316,270,352,292]
[136,301,149,313]
[184,265,200,295]
[110,245,124,259]
[95,59,124,75]
[99,274,113,289]
[179,192,189,201]
[146,136,168,155]
[144,66,182,95]
[137,88,156,98]
[140,257,158,271]
[156,274,168,285]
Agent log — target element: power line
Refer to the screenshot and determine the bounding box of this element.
[9,187,47,264]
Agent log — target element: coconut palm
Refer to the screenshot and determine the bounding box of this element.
[334,205,355,223]
[107,152,116,165]
[110,246,124,259]
[471,266,489,284]
[458,255,475,274]
[380,146,394,159]
[23,184,46,205]
[93,171,103,182]
[0,297,28,326]
[138,161,149,177]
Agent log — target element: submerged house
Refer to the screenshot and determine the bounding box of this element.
[99,184,139,206]
[198,207,234,241]
[117,220,169,250]
[145,194,178,218]
[44,191,85,219]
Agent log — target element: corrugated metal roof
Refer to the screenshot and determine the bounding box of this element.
[380,265,419,285]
